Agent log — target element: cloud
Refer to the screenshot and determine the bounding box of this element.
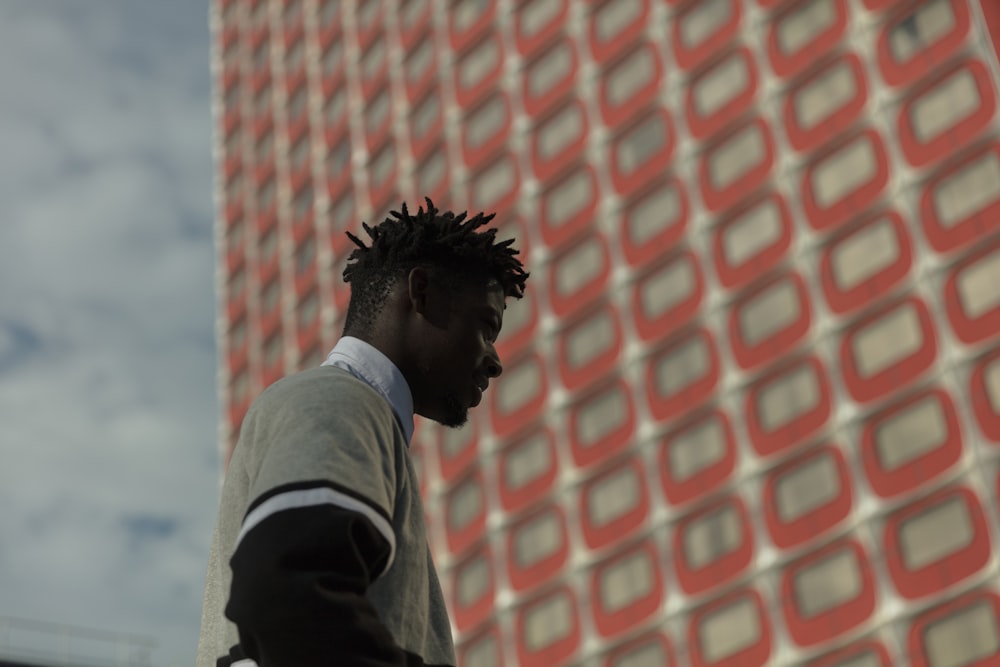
[0,2,217,664]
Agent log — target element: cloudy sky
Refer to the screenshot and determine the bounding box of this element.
[0,2,219,665]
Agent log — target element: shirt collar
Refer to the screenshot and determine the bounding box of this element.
[320,336,415,445]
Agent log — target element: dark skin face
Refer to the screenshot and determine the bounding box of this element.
[363,267,505,428]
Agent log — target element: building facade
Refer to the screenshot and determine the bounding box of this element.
[211,0,1000,664]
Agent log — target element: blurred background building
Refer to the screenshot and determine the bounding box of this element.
[211,0,1000,665]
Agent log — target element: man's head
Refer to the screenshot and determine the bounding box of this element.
[341,198,529,427]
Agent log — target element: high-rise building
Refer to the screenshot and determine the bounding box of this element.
[211,0,1000,664]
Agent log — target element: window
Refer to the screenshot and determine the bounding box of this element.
[290,134,310,172]
[226,222,244,255]
[261,279,280,315]
[264,331,283,368]
[258,226,279,265]
[229,316,248,351]
[228,265,246,301]
[297,289,319,329]
[295,236,316,275]
[255,128,273,162]
[258,177,276,210]
[284,36,305,71]
[224,124,243,155]
[287,84,308,120]
[283,0,302,24]
[293,183,314,219]
[321,39,345,78]
[224,80,242,110]
[252,36,271,71]
[225,169,244,202]
[319,0,340,29]
[254,81,272,117]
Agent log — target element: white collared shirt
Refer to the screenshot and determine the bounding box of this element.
[320,336,415,445]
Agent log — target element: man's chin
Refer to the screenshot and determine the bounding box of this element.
[434,396,470,429]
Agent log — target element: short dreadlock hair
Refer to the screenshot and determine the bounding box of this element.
[341,198,529,336]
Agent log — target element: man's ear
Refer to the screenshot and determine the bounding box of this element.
[406,266,431,314]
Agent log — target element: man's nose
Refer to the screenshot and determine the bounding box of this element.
[484,351,502,378]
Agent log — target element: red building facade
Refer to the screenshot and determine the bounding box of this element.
[212,0,1000,664]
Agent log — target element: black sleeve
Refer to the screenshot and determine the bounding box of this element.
[224,502,407,667]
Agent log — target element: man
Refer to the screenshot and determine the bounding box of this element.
[196,199,528,666]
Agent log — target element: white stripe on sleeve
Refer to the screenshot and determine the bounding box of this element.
[236,487,396,578]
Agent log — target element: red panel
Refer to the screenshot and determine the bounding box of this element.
[685,46,759,141]
[644,327,720,423]
[985,0,1000,64]
[897,59,995,168]
[698,116,775,213]
[728,270,812,371]
[971,347,1000,441]
[631,250,704,344]
[556,302,623,392]
[783,52,868,153]
[489,352,548,439]
[907,591,1000,667]
[506,504,569,593]
[538,164,600,252]
[437,417,479,484]
[514,0,569,57]
[766,0,848,80]
[711,192,793,291]
[884,486,991,600]
[588,0,650,63]
[620,177,691,270]
[515,586,581,667]
[659,409,737,507]
[453,29,504,109]
[590,541,663,639]
[568,376,636,470]
[688,588,772,667]
[818,210,914,316]
[800,128,890,233]
[448,0,497,53]
[838,295,938,405]
[875,0,970,89]
[444,468,488,556]
[860,388,963,499]
[943,238,1000,345]
[547,231,612,320]
[920,142,1000,254]
[598,43,664,128]
[780,539,876,648]
[672,495,754,596]
[671,0,741,72]
[745,355,833,457]
[530,99,589,182]
[579,455,649,550]
[806,640,891,667]
[609,108,676,196]
[497,426,559,514]
[449,543,496,634]
[521,37,578,117]
[460,92,513,169]
[603,632,676,667]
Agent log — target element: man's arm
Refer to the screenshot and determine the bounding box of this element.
[224,481,408,666]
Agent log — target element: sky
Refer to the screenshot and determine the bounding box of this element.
[0,2,219,665]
